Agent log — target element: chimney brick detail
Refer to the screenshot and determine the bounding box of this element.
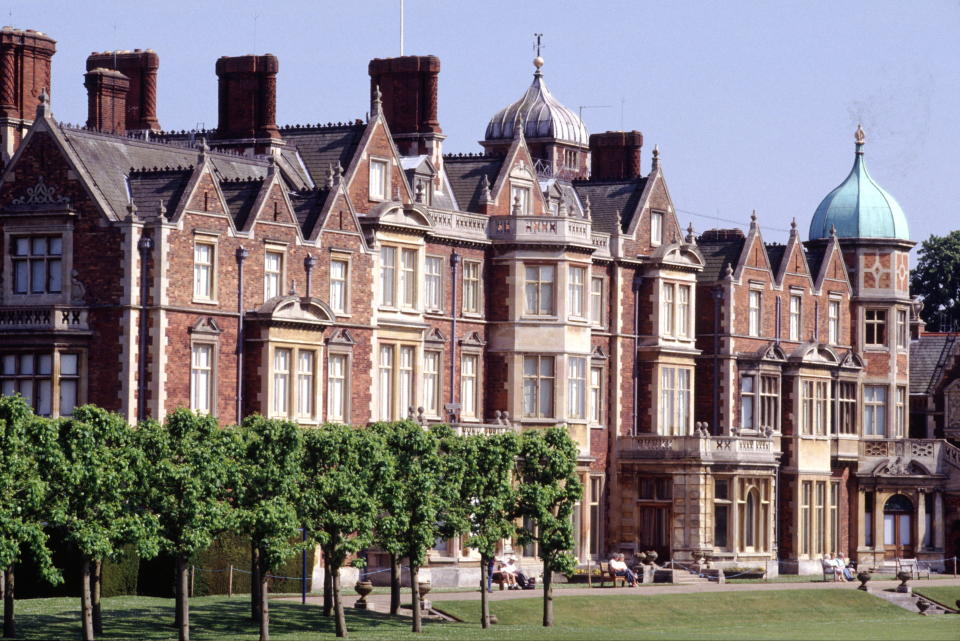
[0,27,56,121]
[590,130,643,181]
[84,68,130,134]
[86,50,160,132]
[368,55,442,136]
[215,54,280,141]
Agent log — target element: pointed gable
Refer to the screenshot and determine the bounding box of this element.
[342,114,414,213]
[487,132,547,215]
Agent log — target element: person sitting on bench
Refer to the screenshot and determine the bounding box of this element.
[501,556,520,589]
[609,553,638,587]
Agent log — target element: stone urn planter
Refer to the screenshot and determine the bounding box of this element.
[896,570,911,593]
[418,581,432,610]
[856,571,871,591]
[353,580,374,609]
[645,551,659,566]
[916,599,931,615]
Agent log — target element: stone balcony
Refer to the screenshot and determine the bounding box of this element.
[618,432,779,465]
[857,438,960,477]
[0,305,89,332]
[487,215,612,258]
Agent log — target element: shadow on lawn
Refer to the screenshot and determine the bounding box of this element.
[16,598,415,640]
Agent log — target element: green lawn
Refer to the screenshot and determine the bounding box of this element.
[913,585,960,609]
[7,589,957,640]
[433,590,958,640]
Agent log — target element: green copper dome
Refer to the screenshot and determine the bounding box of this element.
[808,126,909,241]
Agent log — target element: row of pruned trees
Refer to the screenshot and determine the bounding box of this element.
[0,396,582,641]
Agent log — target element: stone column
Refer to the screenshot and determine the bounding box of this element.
[730,477,740,556]
[916,491,926,552]
[934,491,945,551]
[857,489,866,549]
[874,492,887,556]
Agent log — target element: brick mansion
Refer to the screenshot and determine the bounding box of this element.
[2,26,959,581]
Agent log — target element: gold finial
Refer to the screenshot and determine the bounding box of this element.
[854,124,865,146]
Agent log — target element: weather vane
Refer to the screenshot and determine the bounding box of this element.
[533,33,544,57]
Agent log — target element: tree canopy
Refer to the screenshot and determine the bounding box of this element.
[911,231,960,332]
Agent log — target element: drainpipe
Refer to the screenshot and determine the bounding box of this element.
[632,273,642,435]
[448,252,461,421]
[775,295,781,342]
[236,247,249,423]
[304,255,316,298]
[712,285,723,436]
[137,233,154,422]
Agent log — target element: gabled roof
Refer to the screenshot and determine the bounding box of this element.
[572,178,645,235]
[696,231,746,282]
[289,187,332,237]
[910,334,957,394]
[281,123,365,186]
[128,169,192,220]
[219,178,265,228]
[443,155,502,212]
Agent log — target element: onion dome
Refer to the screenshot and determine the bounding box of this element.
[484,57,588,145]
[808,125,908,240]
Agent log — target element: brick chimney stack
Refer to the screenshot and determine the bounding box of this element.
[84,68,129,134]
[0,27,56,164]
[86,50,160,132]
[215,54,280,143]
[589,131,644,181]
[368,55,442,156]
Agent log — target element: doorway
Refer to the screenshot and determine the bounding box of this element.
[883,494,914,560]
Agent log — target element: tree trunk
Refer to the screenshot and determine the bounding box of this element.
[322,558,332,617]
[91,560,103,634]
[250,543,261,623]
[389,555,400,616]
[410,563,421,634]
[258,567,269,641]
[80,558,95,641]
[332,563,347,638]
[542,562,553,627]
[176,555,190,641]
[3,565,15,639]
[480,555,490,629]
[174,563,182,628]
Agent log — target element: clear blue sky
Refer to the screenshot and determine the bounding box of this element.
[7,0,958,245]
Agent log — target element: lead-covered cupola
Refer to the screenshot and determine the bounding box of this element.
[808,125,909,241]
[480,56,589,179]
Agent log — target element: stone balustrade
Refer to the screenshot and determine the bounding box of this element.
[0,305,89,332]
[487,215,597,250]
[857,438,960,476]
[619,433,778,464]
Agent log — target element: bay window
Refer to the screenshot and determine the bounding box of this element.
[523,355,555,418]
[659,367,691,435]
[568,357,586,419]
[524,265,555,315]
[296,351,315,419]
[380,246,418,309]
[661,283,674,335]
[590,277,603,325]
[864,385,887,436]
[377,343,417,420]
[272,348,291,416]
[836,381,857,434]
[865,309,887,347]
[896,309,908,349]
[801,379,829,435]
[568,266,585,317]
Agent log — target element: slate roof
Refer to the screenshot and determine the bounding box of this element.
[128,170,192,220]
[219,179,264,228]
[443,156,503,213]
[805,247,827,280]
[289,188,331,238]
[696,235,746,282]
[910,334,956,394]
[281,124,365,186]
[765,244,787,274]
[60,126,272,221]
[572,178,645,235]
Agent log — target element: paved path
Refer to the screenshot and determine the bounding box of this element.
[284,577,960,612]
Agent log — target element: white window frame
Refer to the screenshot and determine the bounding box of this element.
[568,266,586,318]
[895,386,906,437]
[296,350,316,421]
[423,350,442,418]
[661,282,675,336]
[590,276,604,326]
[896,309,908,349]
[380,246,397,307]
[326,352,349,423]
[461,353,479,419]
[11,234,64,296]
[463,260,482,315]
[590,365,603,426]
[789,295,802,341]
[425,256,443,312]
[190,342,215,415]
[828,300,840,345]
[678,285,691,337]
[865,309,887,347]
[800,379,830,436]
[264,249,284,302]
[524,264,555,316]
[330,258,349,315]
[522,355,555,418]
[193,240,216,302]
[369,158,389,201]
[650,211,663,246]
[748,290,762,337]
[864,385,887,436]
[272,347,292,417]
[511,183,532,215]
[568,357,587,419]
[659,366,691,435]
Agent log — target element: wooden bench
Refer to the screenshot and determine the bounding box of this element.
[896,558,931,580]
[599,561,628,588]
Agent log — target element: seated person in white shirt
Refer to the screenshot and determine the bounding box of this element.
[500,556,519,589]
[608,553,637,587]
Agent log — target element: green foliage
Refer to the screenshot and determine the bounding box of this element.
[138,409,237,560]
[514,427,582,578]
[300,424,386,569]
[235,415,305,572]
[461,432,520,559]
[48,404,158,563]
[0,395,62,585]
[911,231,960,332]
[101,546,140,597]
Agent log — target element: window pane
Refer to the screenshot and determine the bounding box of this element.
[19,355,33,375]
[14,262,28,294]
[47,259,62,293]
[31,237,46,255]
[31,261,45,293]
[14,238,29,255]
[49,237,63,255]
[60,380,77,416]
[381,247,396,306]
[37,354,52,375]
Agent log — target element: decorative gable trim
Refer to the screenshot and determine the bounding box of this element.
[326,328,356,346]
[188,316,223,336]
[424,327,447,344]
[458,331,485,347]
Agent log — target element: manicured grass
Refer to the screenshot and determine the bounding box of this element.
[913,585,960,609]
[8,589,957,640]
[432,590,958,640]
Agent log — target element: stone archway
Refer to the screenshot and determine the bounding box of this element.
[883,494,914,560]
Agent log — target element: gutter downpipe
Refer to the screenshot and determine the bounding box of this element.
[236,247,249,423]
[448,252,461,421]
[712,285,723,435]
[137,233,154,422]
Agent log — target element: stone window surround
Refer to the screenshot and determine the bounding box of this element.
[191,230,220,305]
[267,342,323,425]
[0,347,86,418]
[378,242,421,313]
[328,250,353,317]
[658,279,694,340]
[424,253,445,313]
[738,368,780,434]
[459,347,482,421]
[2,216,75,306]
[325,333,354,425]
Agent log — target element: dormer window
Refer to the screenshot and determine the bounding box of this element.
[511,184,531,215]
[650,212,663,246]
[369,159,388,201]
